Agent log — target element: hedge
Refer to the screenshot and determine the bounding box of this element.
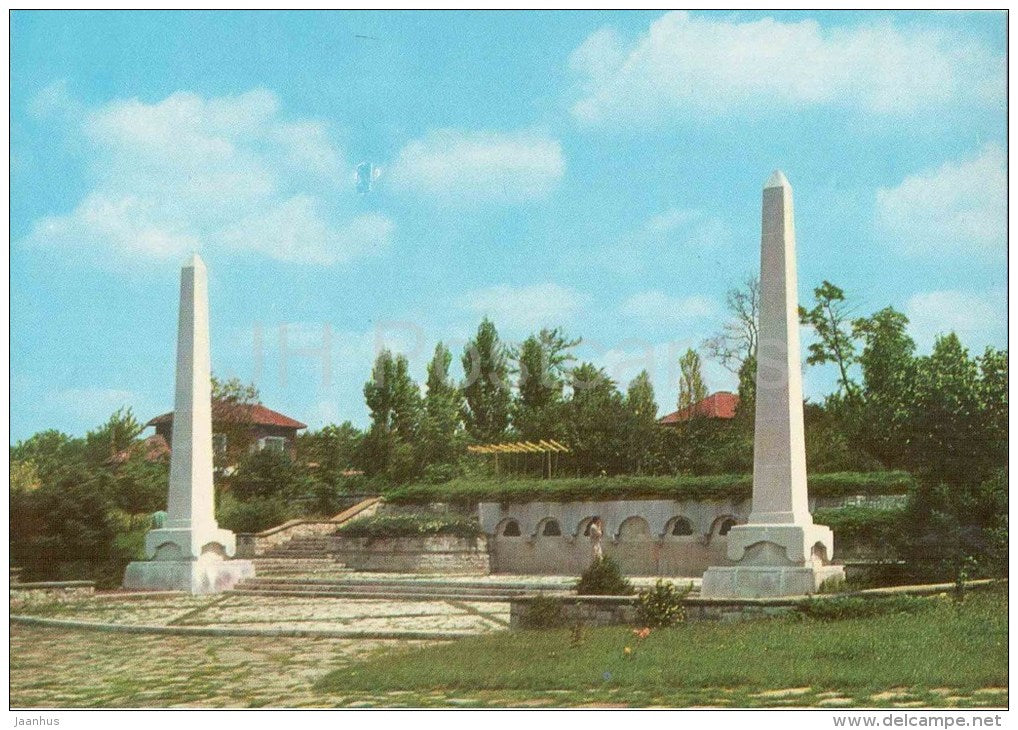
[335,513,482,539]
[813,505,907,545]
[382,471,915,505]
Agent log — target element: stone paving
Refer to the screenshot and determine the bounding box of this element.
[12,590,511,635]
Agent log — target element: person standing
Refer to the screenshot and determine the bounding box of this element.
[589,517,604,561]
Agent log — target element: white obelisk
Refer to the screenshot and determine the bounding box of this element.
[124,254,254,594]
[701,172,844,598]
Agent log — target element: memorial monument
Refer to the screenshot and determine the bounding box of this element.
[701,171,845,598]
[124,254,254,593]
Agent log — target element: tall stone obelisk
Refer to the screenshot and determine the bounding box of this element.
[701,172,844,598]
[124,254,254,594]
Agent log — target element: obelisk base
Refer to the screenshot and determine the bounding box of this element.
[701,523,844,598]
[123,554,254,594]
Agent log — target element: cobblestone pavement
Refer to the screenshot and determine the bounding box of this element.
[10,623,431,707]
[12,591,511,634]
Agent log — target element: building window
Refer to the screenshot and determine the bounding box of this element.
[669,517,694,536]
[540,519,562,537]
[500,520,521,537]
[260,436,286,453]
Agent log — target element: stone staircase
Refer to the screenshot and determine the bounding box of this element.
[228,575,575,602]
[249,557,352,577]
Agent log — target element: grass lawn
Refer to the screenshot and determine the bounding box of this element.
[382,471,913,504]
[316,589,1007,708]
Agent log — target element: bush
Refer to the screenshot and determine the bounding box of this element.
[519,596,566,629]
[636,579,691,627]
[335,513,482,540]
[216,494,290,534]
[576,557,634,596]
[813,505,905,547]
[797,594,932,621]
[382,471,913,505]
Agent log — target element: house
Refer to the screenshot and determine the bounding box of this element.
[147,402,307,456]
[658,391,740,426]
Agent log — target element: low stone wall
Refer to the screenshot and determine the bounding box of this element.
[329,535,490,574]
[10,581,96,609]
[510,579,1003,628]
[236,520,338,558]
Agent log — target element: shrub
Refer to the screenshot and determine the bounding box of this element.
[216,494,290,534]
[798,594,932,621]
[520,596,566,629]
[335,513,482,540]
[636,579,691,627]
[382,471,913,505]
[576,557,634,596]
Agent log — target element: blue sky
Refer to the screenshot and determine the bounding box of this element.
[10,10,1007,443]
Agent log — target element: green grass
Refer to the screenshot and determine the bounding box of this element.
[382,471,914,504]
[317,590,1006,700]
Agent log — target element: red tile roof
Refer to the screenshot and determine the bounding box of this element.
[658,391,740,425]
[147,403,307,430]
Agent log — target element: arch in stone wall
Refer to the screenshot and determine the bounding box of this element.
[496,518,522,537]
[616,516,651,540]
[535,517,562,537]
[663,516,694,538]
[576,516,600,538]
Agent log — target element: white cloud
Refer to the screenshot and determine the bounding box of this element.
[905,289,1006,352]
[46,388,143,424]
[459,283,584,332]
[570,11,1003,125]
[620,290,718,326]
[876,144,1005,258]
[388,129,564,204]
[21,87,393,266]
[594,208,731,274]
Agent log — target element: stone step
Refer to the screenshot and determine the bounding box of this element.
[239,576,571,591]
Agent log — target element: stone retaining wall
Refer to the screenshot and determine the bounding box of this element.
[329,535,490,574]
[236,520,338,558]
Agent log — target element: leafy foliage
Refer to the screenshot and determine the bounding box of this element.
[677,348,708,412]
[336,513,482,539]
[636,579,691,627]
[576,556,634,596]
[383,471,914,505]
[461,318,511,443]
[797,595,932,621]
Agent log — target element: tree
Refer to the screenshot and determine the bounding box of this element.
[799,280,860,402]
[623,370,658,474]
[461,318,511,443]
[703,275,759,373]
[420,342,465,467]
[84,408,144,466]
[362,349,422,479]
[211,375,261,472]
[512,328,579,440]
[566,363,627,475]
[677,348,708,412]
[852,306,916,466]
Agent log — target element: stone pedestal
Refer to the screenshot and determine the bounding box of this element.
[702,171,843,598]
[123,555,254,594]
[123,255,253,594]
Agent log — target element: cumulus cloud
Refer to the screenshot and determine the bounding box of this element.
[875,144,1005,258]
[570,11,1003,125]
[905,289,1006,352]
[620,290,718,326]
[388,129,565,204]
[46,387,143,424]
[21,87,393,266]
[459,283,585,332]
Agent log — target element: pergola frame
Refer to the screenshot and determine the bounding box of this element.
[467,440,570,478]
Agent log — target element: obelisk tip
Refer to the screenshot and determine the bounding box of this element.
[184,253,206,270]
[764,170,790,190]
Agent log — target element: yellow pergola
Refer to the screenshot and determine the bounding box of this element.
[467,440,569,478]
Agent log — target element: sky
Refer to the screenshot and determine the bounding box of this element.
[10,10,1008,443]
